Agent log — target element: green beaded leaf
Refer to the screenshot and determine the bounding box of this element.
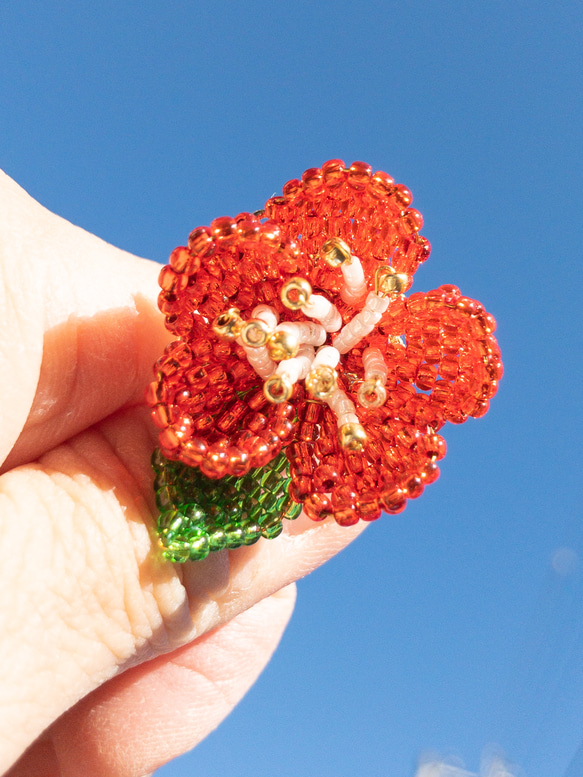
[152,449,298,562]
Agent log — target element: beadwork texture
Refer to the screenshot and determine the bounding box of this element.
[148,159,502,560]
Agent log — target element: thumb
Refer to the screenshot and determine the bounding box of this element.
[0,170,170,470]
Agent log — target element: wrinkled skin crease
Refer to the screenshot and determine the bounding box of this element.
[0,170,365,776]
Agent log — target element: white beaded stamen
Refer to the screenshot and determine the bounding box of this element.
[332,291,390,354]
[357,347,389,408]
[340,254,368,304]
[326,387,360,429]
[302,294,343,332]
[275,320,326,347]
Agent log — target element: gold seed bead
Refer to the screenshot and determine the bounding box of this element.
[320,237,353,268]
[263,374,293,403]
[338,422,368,451]
[240,318,271,348]
[281,277,312,310]
[375,266,410,297]
[357,378,387,409]
[212,308,244,340]
[305,365,338,400]
[267,329,300,361]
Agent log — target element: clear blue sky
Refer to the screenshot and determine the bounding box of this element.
[1,1,582,774]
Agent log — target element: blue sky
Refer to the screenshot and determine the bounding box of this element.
[1,1,582,774]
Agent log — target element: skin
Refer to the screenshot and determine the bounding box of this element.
[0,171,366,777]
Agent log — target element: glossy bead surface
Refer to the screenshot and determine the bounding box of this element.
[148,160,502,558]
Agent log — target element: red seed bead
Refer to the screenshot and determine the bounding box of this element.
[247,412,268,433]
[358,494,382,522]
[369,170,395,199]
[151,404,177,429]
[421,463,440,485]
[179,437,208,467]
[439,284,461,306]
[321,159,346,187]
[401,208,424,234]
[191,338,213,361]
[304,493,335,522]
[282,179,302,200]
[424,339,442,363]
[471,398,490,418]
[159,426,182,450]
[331,485,358,512]
[259,430,282,456]
[302,167,325,196]
[416,363,438,391]
[380,488,407,514]
[245,436,273,468]
[420,434,447,460]
[210,216,238,245]
[347,161,372,189]
[200,444,228,478]
[313,464,340,492]
[334,508,359,526]
[392,184,413,208]
[188,226,215,257]
[439,355,459,380]
[405,476,424,499]
[259,220,282,246]
[169,246,197,274]
[237,219,261,243]
[226,446,250,477]
[145,379,166,406]
[194,413,214,434]
[289,473,312,502]
[286,442,313,475]
[406,292,426,316]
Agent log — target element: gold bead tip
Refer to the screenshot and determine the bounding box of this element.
[375,266,410,296]
[267,329,300,361]
[338,422,367,451]
[281,277,312,310]
[305,365,338,400]
[320,237,353,268]
[212,308,244,340]
[357,378,387,409]
[263,374,293,403]
[240,319,271,348]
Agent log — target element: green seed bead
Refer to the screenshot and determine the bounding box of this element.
[157,509,184,537]
[182,503,206,525]
[274,456,288,473]
[258,491,278,510]
[259,515,283,539]
[188,530,210,561]
[156,486,175,511]
[224,501,244,521]
[246,483,262,501]
[160,539,192,563]
[224,523,245,549]
[274,494,288,512]
[241,519,262,546]
[208,525,227,552]
[207,504,227,525]
[248,502,265,520]
[282,501,303,520]
[151,448,164,471]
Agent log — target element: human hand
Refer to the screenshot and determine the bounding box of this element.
[0,171,365,777]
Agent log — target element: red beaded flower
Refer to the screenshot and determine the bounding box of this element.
[148,159,502,531]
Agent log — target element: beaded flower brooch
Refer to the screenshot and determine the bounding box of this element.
[147,160,502,562]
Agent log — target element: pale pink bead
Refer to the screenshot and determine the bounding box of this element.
[340,256,367,304]
[252,304,278,329]
[312,345,340,370]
